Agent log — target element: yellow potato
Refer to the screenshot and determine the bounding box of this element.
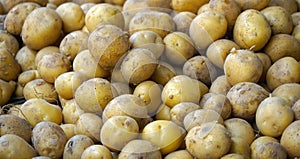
[209,75,232,95]
[80,3,95,15]
[251,136,279,150]
[60,124,76,140]
[155,104,171,120]
[173,11,196,34]
[75,113,103,142]
[0,0,47,13]
[268,0,297,15]
[280,120,300,158]
[292,99,300,120]
[252,141,287,159]
[256,53,272,82]
[170,102,199,127]
[234,0,269,10]
[221,153,245,159]
[292,12,300,26]
[171,0,209,13]
[49,0,67,6]
[203,94,232,119]
[164,150,193,159]
[272,83,300,106]
[81,145,113,159]
[61,99,85,124]
[150,61,176,86]
[34,46,60,67]
[63,135,94,159]
[0,48,21,81]
[15,46,37,71]
[0,80,16,106]
[293,24,300,42]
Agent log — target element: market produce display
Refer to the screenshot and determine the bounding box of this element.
[1,0,300,158]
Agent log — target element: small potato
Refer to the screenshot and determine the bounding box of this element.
[163,32,195,66]
[292,99,300,120]
[190,11,227,53]
[150,61,176,86]
[54,71,87,100]
[264,34,300,62]
[73,50,110,79]
[74,78,115,114]
[173,11,196,34]
[292,12,300,26]
[209,75,232,95]
[111,82,133,96]
[85,3,124,32]
[203,94,232,119]
[199,92,217,107]
[129,30,164,59]
[37,52,71,83]
[0,48,21,81]
[251,142,287,159]
[280,120,300,158]
[118,139,162,159]
[256,96,294,137]
[268,0,297,15]
[60,124,76,140]
[59,30,88,61]
[56,2,85,33]
[171,0,209,13]
[183,55,217,85]
[233,9,271,51]
[20,98,63,127]
[185,122,231,159]
[21,7,62,50]
[23,78,58,103]
[226,82,269,120]
[206,39,240,69]
[81,145,113,159]
[228,137,251,158]
[0,80,16,106]
[0,30,20,56]
[62,99,85,124]
[100,115,139,151]
[272,83,300,106]
[32,122,67,159]
[164,150,193,159]
[183,109,224,131]
[80,3,95,15]
[155,104,171,120]
[266,57,300,91]
[256,53,272,82]
[121,48,157,85]
[224,49,263,85]
[88,24,130,70]
[63,135,94,159]
[221,153,245,159]
[129,11,175,38]
[75,113,103,142]
[15,46,37,71]
[0,134,37,159]
[0,114,32,143]
[34,46,60,67]
[4,2,40,35]
[142,120,185,155]
[170,102,200,127]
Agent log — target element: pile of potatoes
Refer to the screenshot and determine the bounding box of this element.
[1,0,300,158]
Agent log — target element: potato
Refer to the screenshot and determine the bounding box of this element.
[62,99,85,124]
[88,24,130,70]
[101,115,139,151]
[224,118,254,145]
[63,135,94,159]
[56,2,85,33]
[60,124,76,140]
[0,80,16,106]
[155,104,171,120]
[23,78,58,103]
[104,0,125,5]
[209,75,232,95]
[203,94,232,119]
[129,11,175,38]
[268,0,297,15]
[20,98,63,127]
[233,9,271,51]
[163,32,195,66]
[21,7,62,50]
[226,82,269,120]
[121,48,157,85]
[59,30,88,61]
[183,55,218,85]
[292,12,300,26]
[118,139,162,159]
[37,52,71,83]
[0,30,20,57]
[164,150,193,159]
[224,49,263,85]
[206,39,240,69]
[133,80,162,116]
[81,145,113,159]
[173,11,196,34]
[272,83,300,106]
[227,137,250,159]
[235,0,270,10]
[199,92,217,107]
[264,34,300,62]
[266,57,300,91]
[170,102,200,127]
[292,99,300,120]
[129,30,164,59]
[252,141,287,159]
[49,0,67,6]
[150,61,176,86]
[189,11,227,52]
[15,46,37,71]
[171,0,208,13]
[85,3,124,32]
[280,120,300,158]
[256,96,294,137]
[74,78,115,114]
[80,3,95,15]
[0,0,47,13]
[293,24,300,42]
[34,46,60,67]
[185,122,231,159]
[111,82,133,96]
[75,113,103,142]
[4,2,40,35]
[54,71,87,100]
[73,0,102,5]
[32,121,67,159]
[0,114,32,143]
[251,136,279,152]
[32,156,52,159]
[142,120,185,155]
[0,134,37,159]
[0,48,21,81]
[256,53,272,82]
[161,75,202,108]
[73,50,110,79]
[221,153,245,159]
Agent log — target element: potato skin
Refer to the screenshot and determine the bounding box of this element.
[0,80,16,106]
[0,30,20,56]
[171,0,209,13]
[234,0,269,10]
[272,83,300,106]
[63,135,94,159]
[81,145,113,159]
[280,120,300,158]
[0,48,21,81]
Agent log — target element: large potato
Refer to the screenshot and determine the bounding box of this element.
[0,48,21,81]
[63,135,94,159]
[32,121,67,159]
[75,113,103,142]
[234,0,269,10]
[280,120,300,158]
[0,134,37,159]
[34,46,60,66]
[81,145,113,159]
[21,7,62,50]
[171,0,208,13]
[233,9,271,51]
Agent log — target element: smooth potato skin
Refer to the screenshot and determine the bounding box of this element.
[81,145,113,159]
[0,48,21,81]
[171,0,209,13]
[234,0,269,10]
[63,135,94,159]
[280,120,300,158]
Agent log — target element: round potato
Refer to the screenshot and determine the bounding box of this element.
[209,75,232,95]
[63,135,94,159]
[252,142,287,159]
[173,11,196,34]
[60,124,76,140]
[292,99,300,120]
[34,46,60,67]
[171,0,208,13]
[203,94,232,119]
[292,12,300,26]
[17,70,40,87]
[81,145,113,159]
[170,102,200,127]
[155,104,171,120]
[75,113,103,142]
[164,150,193,159]
[0,0,47,13]
[0,29,20,56]
[0,48,21,81]
[293,24,300,42]
[233,9,271,51]
[21,7,62,50]
[280,120,300,158]
[15,46,37,71]
[234,0,269,10]
[221,153,245,159]
[61,99,85,124]
[272,83,300,106]
[251,136,279,150]
[268,0,297,15]
[150,61,176,86]
[266,57,300,91]
[32,121,67,159]
[0,80,16,106]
